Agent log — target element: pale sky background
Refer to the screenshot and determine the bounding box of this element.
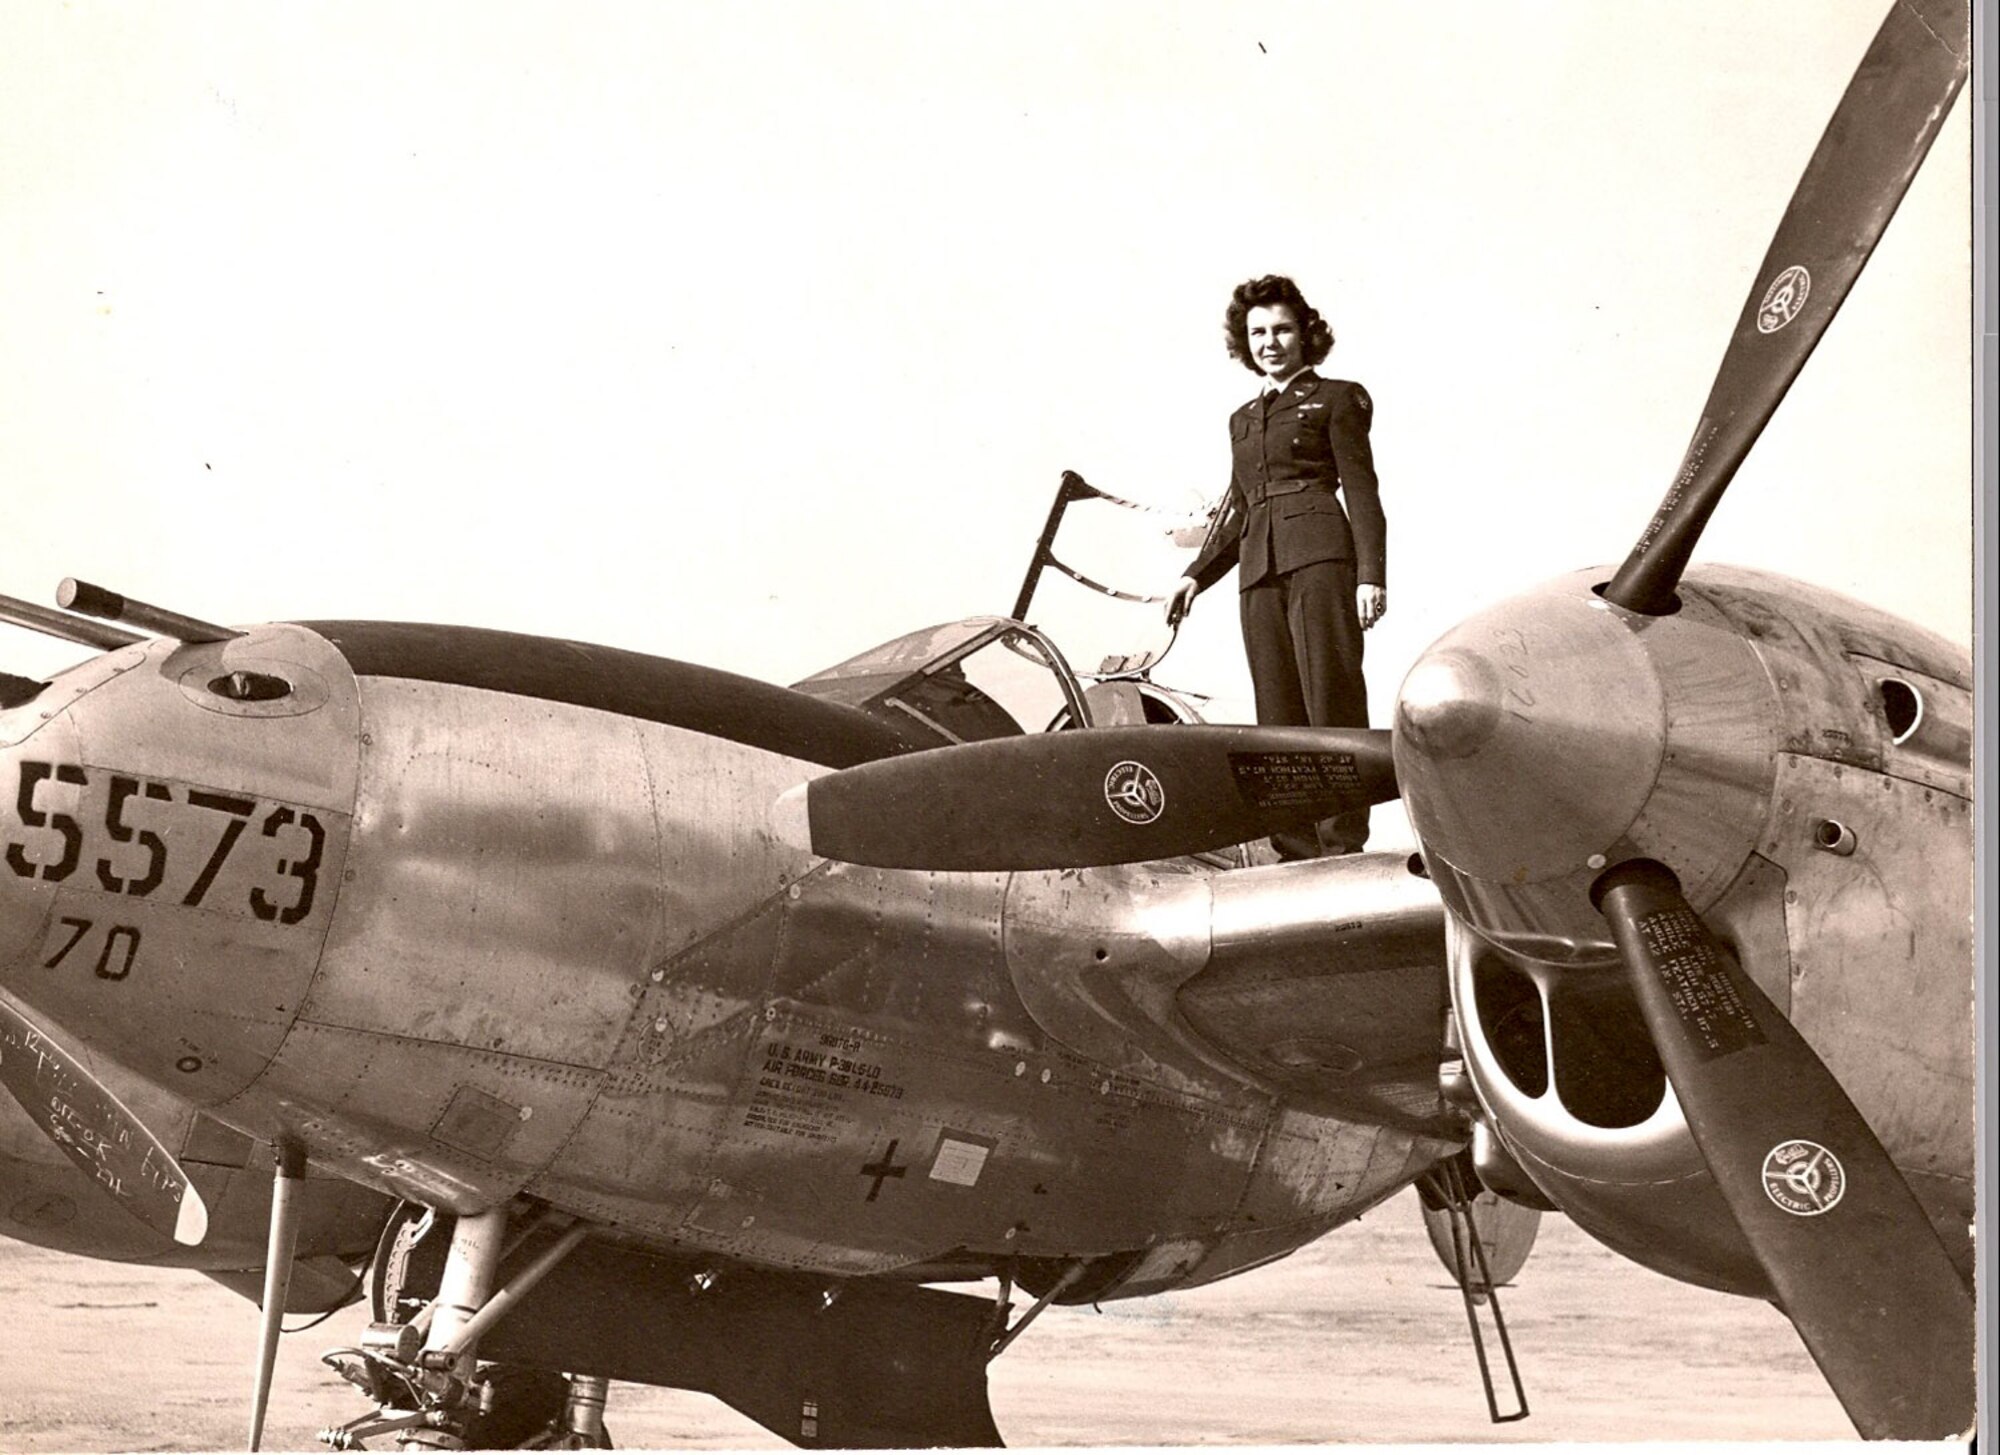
[0,3,1973,795]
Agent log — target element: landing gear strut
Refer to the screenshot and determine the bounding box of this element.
[397,1207,507,1450]
[319,1204,607,1450]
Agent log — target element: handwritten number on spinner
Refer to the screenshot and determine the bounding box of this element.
[6,761,87,882]
[96,775,171,896]
[250,806,324,925]
[181,790,255,907]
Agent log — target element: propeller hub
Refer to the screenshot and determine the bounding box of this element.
[1394,651,1505,760]
[1395,578,1665,888]
[1394,571,1777,945]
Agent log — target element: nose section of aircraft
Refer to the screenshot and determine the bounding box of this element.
[0,627,361,1106]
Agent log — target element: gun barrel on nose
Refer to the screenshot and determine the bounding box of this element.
[0,591,144,651]
[57,580,241,646]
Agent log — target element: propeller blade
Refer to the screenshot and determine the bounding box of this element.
[1591,860,1972,1439]
[0,997,208,1246]
[1602,0,1970,614]
[776,725,1396,870]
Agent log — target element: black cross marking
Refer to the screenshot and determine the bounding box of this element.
[859,1139,908,1202]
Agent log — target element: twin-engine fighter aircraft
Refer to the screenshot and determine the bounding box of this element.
[0,0,1975,1446]
[0,594,1464,1452]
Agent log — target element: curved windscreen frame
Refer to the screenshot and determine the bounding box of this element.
[791,617,1092,744]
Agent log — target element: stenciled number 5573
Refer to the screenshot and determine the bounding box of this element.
[5,759,327,926]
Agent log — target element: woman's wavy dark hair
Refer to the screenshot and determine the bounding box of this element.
[1224,274,1334,374]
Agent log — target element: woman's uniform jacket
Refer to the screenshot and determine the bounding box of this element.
[1187,370,1385,596]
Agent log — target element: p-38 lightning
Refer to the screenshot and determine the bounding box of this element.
[0,0,1974,1446]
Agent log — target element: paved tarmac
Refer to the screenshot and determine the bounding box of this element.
[0,1188,1854,1451]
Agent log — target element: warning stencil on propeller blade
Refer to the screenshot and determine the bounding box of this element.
[1636,907,1767,1060]
[1228,751,1360,809]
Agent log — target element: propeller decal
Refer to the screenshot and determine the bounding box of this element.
[1759,1141,1844,1217]
[1102,760,1166,824]
[1752,266,1811,335]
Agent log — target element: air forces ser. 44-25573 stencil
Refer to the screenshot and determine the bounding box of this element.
[1761,1139,1846,1216]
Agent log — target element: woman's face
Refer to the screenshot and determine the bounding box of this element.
[1245,303,1307,379]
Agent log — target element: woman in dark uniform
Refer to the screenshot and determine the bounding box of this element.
[1167,274,1386,858]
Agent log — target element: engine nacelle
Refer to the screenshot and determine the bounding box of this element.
[1404,566,1973,1297]
[1448,913,1764,1293]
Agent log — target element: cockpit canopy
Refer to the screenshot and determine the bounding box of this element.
[791,618,1087,745]
[793,615,1210,753]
